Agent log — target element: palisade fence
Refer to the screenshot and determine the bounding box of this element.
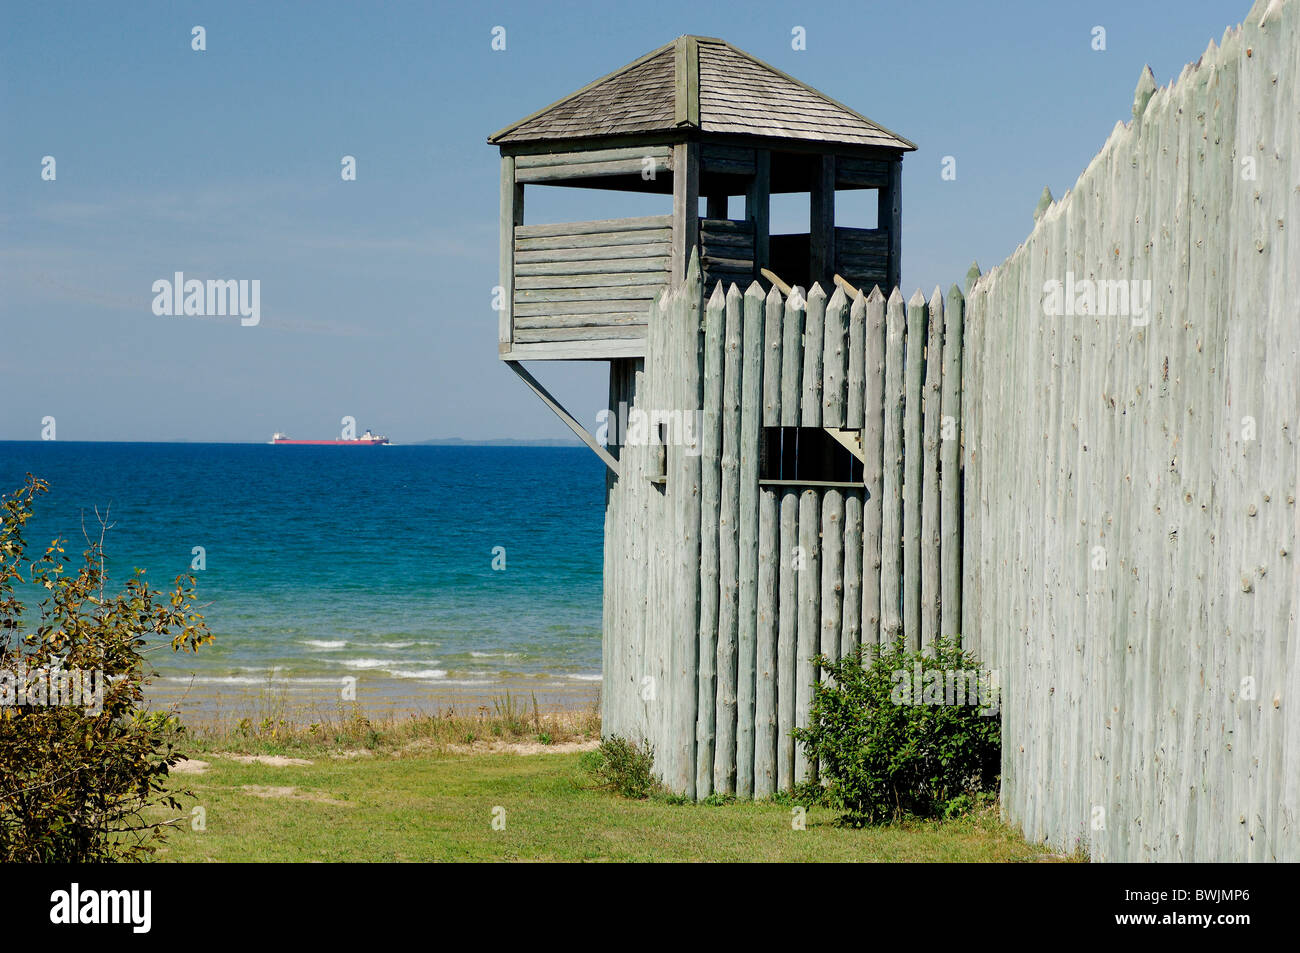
[601,0,1297,863]
[963,0,1299,861]
[601,255,967,801]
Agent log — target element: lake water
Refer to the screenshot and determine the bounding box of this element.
[0,441,605,719]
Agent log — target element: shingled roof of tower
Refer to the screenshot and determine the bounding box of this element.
[488,36,916,150]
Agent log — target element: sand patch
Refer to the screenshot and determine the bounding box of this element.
[220,753,313,767]
[170,758,209,775]
[241,785,347,805]
[328,749,373,760]
[446,738,600,756]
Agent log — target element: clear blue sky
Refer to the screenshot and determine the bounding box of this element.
[0,0,1247,443]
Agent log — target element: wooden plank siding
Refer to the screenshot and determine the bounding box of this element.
[700,217,756,289]
[510,215,672,349]
[834,227,889,300]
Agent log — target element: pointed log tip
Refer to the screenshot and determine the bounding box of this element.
[947,282,965,302]
[1132,65,1157,120]
[725,281,743,301]
[1034,186,1054,221]
[866,284,886,304]
[849,289,867,313]
[908,288,927,307]
[686,246,702,281]
[744,279,766,299]
[708,280,726,303]
[886,286,904,306]
[966,261,981,279]
[763,282,783,304]
[928,284,943,305]
[807,282,828,300]
[828,285,848,307]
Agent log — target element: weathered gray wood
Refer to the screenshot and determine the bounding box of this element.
[795,487,821,784]
[846,289,866,429]
[516,228,672,252]
[516,215,672,238]
[500,156,523,348]
[809,155,836,289]
[780,287,805,428]
[820,490,845,682]
[671,142,700,285]
[940,284,965,642]
[761,285,783,427]
[513,325,645,342]
[751,150,771,274]
[802,284,827,428]
[960,264,980,657]
[835,228,890,254]
[822,287,849,428]
[602,361,620,738]
[962,10,1299,861]
[642,291,669,778]
[515,145,672,169]
[514,300,655,317]
[701,255,754,273]
[882,159,902,290]
[514,284,664,303]
[834,155,890,188]
[776,487,799,790]
[501,339,646,361]
[516,242,671,264]
[667,253,703,797]
[515,156,670,183]
[841,490,863,657]
[736,282,764,798]
[920,288,943,650]
[861,289,886,647]
[702,142,757,175]
[515,257,670,277]
[696,282,726,798]
[516,272,671,290]
[880,288,906,645]
[754,283,781,797]
[901,289,927,651]
[713,280,743,795]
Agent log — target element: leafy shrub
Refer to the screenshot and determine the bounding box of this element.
[0,476,212,861]
[793,638,1000,826]
[579,735,657,799]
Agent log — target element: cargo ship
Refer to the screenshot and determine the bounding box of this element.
[271,430,390,446]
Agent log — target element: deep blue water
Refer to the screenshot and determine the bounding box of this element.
[0,442,604,703]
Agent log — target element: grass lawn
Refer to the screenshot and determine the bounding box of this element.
[154,746,1057,862]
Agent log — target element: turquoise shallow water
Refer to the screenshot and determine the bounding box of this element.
[0,442,604,714]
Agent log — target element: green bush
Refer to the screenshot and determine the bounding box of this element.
[0,476,212,861]
[793,638,1000,826]
[579,735,657,799]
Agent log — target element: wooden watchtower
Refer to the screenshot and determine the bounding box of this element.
[489,37,918,799]
[491,35,914,366]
